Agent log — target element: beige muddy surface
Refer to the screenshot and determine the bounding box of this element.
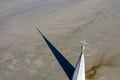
[0,0,120,80]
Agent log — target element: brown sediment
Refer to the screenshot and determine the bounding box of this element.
[85,53,119,80]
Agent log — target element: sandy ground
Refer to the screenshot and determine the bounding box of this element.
[0,0,120,80]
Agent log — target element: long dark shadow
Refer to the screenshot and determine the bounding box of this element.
[37,29,75,80]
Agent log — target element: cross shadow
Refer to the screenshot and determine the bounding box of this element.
[37,29,75,80]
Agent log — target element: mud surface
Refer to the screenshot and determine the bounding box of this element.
[0,0,120,80]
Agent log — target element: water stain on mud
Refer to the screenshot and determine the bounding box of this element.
[86,53,119,80]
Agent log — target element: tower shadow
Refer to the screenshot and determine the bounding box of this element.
[37,30,75,80]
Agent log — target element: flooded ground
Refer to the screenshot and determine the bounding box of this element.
[0,0,120,80]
